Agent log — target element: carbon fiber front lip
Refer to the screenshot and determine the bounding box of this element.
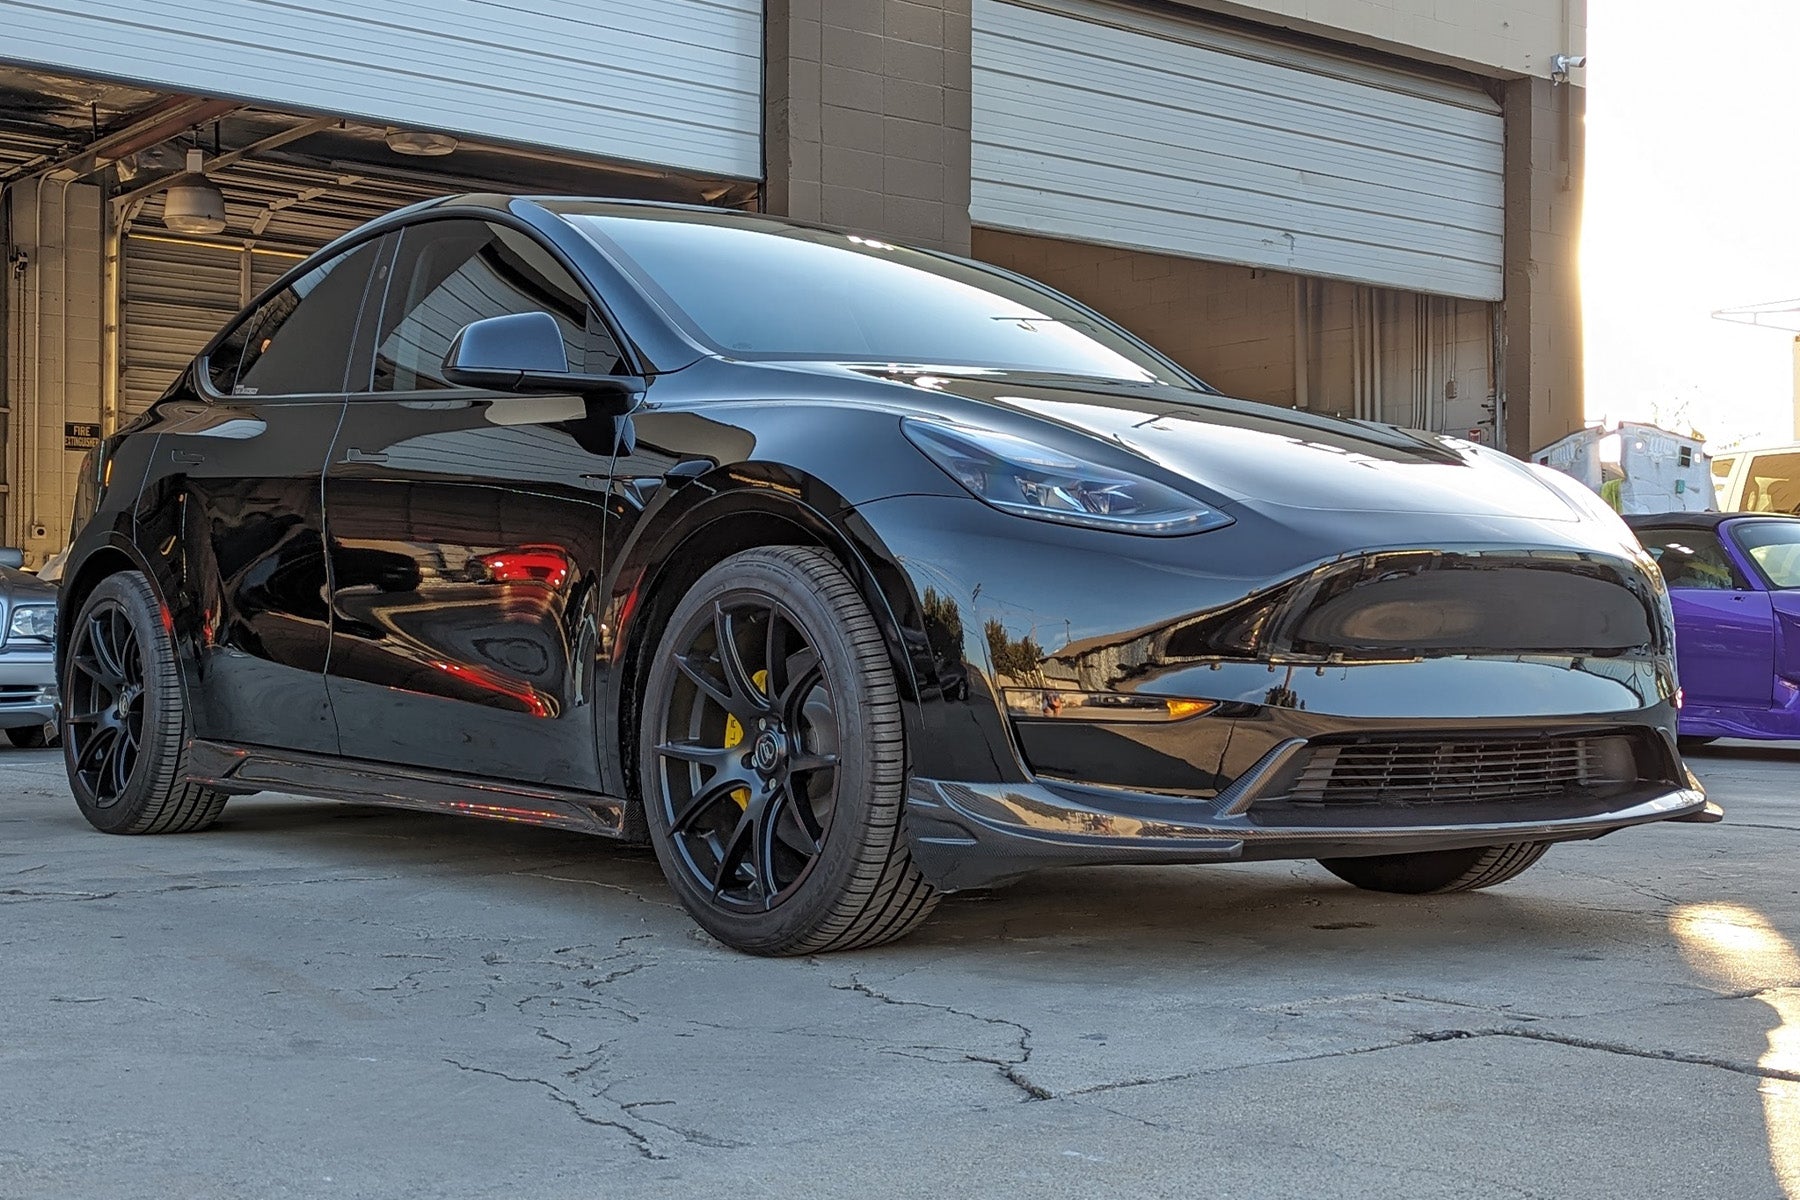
[903,775,1709,891]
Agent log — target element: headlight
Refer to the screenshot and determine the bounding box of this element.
[903,419,1232,536]
[7,604,55,642]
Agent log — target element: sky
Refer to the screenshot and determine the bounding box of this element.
[1582,0,1800,449]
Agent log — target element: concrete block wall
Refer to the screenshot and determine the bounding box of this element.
[765,0,973,253]
[2,180,105,563]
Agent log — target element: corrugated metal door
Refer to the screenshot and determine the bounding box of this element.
[973,0,1505,301]
[119,236,244,418]
[0,0,761,179]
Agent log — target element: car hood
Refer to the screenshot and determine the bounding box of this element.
[0,565,55,606]
[798,365,1581,523]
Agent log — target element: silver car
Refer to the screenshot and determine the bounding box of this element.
[0,548,58,748]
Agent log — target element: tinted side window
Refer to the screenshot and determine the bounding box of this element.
[227,239,383,397]
[1636,527,1742,590]
[368,221,620,393]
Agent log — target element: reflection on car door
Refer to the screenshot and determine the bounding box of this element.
[323,218,621,788]
[137,236,384,753]
[1638,525,1775,712]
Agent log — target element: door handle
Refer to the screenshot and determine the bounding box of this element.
[170,449,205,465]
[342,447,388,464]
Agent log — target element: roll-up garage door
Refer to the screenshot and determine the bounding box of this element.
[0,0,762,179]
[119,236,297,418]
[972,0,1505,301]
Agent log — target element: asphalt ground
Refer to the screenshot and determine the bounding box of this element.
[2,741,1797,1199]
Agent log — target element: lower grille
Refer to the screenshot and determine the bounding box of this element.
[1284,736,1619,805]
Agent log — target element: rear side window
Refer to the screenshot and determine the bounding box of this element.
[213,238,383,397]
[1635,527,1743,590]
[365,220,620,393]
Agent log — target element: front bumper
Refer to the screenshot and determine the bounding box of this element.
[906,769,1710,891]
[0,651,58,731]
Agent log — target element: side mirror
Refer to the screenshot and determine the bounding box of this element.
[442,312,641,415]
[0,548,23,569]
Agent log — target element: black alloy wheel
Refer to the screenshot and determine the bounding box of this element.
[657,592,840,910]
[62,572,228,835]
[641,547,938,955]
[65,596,146,803]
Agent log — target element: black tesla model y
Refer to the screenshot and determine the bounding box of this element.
[56,196,1715,953]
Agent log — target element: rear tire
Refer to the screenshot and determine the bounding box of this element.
[1318,842,1550,894]
[61,572,228,835]
[639,546,938,955]
[6,724,52,749]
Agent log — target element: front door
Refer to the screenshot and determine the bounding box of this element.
[1636,524,1775,711]
[323,218,623,788]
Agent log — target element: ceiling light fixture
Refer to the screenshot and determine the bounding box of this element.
[162,148,227,235]
[385,128,459,157]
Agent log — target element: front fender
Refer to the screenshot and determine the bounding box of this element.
[599,464,953,801]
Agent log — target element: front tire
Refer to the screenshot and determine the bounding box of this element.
[639,546,938,955]
[1318,842,1550,894]
[61,572,228,835]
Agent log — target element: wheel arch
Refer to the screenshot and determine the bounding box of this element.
[604,478,937,820]
[57,538,172,679]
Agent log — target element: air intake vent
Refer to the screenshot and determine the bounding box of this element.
[1283,736,1625,805]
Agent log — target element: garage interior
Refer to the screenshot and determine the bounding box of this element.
[0,65,756,555]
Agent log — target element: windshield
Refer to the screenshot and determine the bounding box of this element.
[563,210,1195,386]
[1731,520,1800,589]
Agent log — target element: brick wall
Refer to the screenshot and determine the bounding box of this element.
[765,0,972,253]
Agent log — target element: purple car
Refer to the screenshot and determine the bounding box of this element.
[1627,513,1800,742]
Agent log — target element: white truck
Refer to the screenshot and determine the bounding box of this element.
[1708,443,1800,513]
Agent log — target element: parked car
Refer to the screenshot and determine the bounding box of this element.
[1626,512,1800,742]
[1708,443,1800,513]
[0,547,59,747]
[56,197,1715,954]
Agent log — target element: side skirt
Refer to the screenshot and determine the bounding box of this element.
[185,739,627,838]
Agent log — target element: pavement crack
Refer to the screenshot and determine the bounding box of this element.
[1067,1030,1511,1097]
[0,887,117,902]
[507,871,683,909]
[441,1058,667,1160]
[830,973,1046,1101]
[1493,1026,1800,1083]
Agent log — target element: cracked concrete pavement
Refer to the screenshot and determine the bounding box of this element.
[3,742,1798,1198]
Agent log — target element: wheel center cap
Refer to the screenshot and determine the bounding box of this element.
[752,730,785,775]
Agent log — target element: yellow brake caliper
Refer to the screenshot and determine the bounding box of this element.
[721,669,769,810]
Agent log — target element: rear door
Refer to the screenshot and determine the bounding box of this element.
[140,236,385,753]
[1636,525,1774,710]
[322,218,624,788]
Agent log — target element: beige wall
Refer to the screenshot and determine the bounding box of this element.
[1174,0,1585,78]
[3,180,104,564]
